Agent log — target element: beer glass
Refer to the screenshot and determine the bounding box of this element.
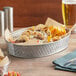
[62,0,76,32]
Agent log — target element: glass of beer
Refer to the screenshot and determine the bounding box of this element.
[62,0,76,33]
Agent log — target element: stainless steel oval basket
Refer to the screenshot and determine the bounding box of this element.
[7,28,70,58]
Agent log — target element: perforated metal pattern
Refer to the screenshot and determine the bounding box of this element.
[7,28,70,58]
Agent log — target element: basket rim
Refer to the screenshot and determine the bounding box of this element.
[6,27,70,46]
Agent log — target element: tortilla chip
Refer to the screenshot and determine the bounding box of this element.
[45,17,65,27]
[5,29,13,42]
[0,56,9,66]
[0,49,4,57]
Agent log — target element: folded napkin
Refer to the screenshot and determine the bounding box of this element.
[53,50,76,72]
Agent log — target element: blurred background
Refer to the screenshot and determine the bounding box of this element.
[0,0,62,27]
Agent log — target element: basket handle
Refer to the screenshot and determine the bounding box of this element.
[68,24,76,34]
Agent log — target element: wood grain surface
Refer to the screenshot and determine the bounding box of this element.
[0,28,76,76]
[0,0,62,27]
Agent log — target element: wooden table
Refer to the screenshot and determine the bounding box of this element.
[0,28,76,76]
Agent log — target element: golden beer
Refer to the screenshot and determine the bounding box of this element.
[62,0,76,29]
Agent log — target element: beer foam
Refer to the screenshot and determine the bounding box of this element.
[62,0,76,4]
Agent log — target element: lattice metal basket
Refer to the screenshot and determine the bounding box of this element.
[6,28,70,58]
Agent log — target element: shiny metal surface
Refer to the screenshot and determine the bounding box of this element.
[4,7,13,32]
[0,11,4,36]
